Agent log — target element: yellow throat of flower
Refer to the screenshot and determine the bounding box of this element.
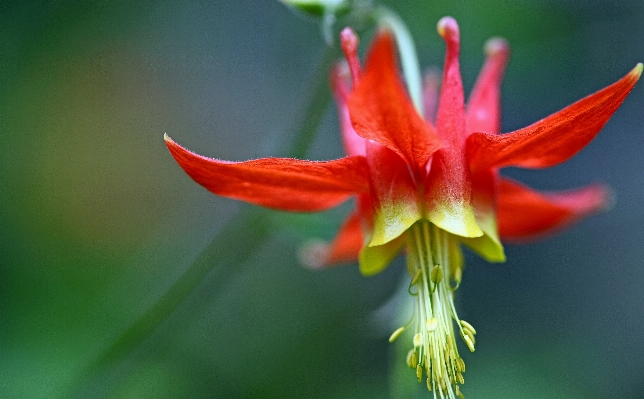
[389,220,476,399]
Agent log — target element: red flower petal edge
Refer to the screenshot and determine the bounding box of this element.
[348,31,442,175]
[497,177,611,241]
[165,134,370,212]
[468,64,643,172]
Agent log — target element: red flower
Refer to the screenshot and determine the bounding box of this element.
[165,16,640,397]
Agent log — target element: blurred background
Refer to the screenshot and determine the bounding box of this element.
[2,0,643,398]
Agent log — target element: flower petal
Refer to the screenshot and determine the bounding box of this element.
[425,18,482,238]
[466,38,510,135]
[468,64,642,172]
[459,169,505,262]
[359,233,406,276]
[435,17,467,144]
[165,134,370,211]
[497,177,611,241]
[425,152,482,238]
[422,68,441,127]
[366,141,422,246]
[330,62,366,157]
[348,30,442,174]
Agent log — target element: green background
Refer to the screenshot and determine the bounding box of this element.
[2,1,643,398]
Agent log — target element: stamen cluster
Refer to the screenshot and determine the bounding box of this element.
[389,221,476,398]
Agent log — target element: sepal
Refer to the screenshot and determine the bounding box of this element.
[468,64,642,172]
[497,177,611,241]
[165,134,370,212]
[348,30,442,175]
[366,142,422,246]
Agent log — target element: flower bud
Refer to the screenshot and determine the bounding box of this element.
[280,0,349,18]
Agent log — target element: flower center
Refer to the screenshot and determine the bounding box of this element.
[389,220,476,398]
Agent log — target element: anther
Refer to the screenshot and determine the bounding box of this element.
[416,364,423,382]
[430,265,443,284]
[463,334,475,352]
[410,269,422,286]
[457,357,466,373]
[462,328,476,350]
[454,266,462,283]
[340,27,361,85]
[389,326,406,343]
[426,317,438,332]
[456,385,465,399]
[406,349,418,368]
[451,266,463,290]
[463,328,476,346]
[426,377,432,391]
[460,320,476,335]
[413,332,422,347]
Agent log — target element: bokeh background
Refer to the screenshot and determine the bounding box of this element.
[2,1,644,398]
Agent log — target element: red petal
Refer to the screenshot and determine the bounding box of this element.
[348,30,442,174]
[165,134,370,211]
[497,177,611,241]
[367,141,422,246]
[424,18,482,238]
[330,62,366,157]
[422,68,441,127]
[460,168,505,260]
[466,38,510,135]
[468,64,642,172]
[436,17,466,145]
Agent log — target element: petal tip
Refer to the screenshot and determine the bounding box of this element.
[340,27,361,83]
[484,37,509,58]
[340,26,358,53]
[632,63,643,79]
[437,16,459,43]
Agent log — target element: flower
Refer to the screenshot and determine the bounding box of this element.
[165,16,641,398]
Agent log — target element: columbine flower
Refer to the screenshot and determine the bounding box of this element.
[165,16,641,398]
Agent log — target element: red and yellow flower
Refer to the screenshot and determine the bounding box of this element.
[165,16,640,398]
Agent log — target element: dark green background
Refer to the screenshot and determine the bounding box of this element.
[2,1,643,398]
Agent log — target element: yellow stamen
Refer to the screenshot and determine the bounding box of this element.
[460,319,476,335]
[389,326,405,343]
